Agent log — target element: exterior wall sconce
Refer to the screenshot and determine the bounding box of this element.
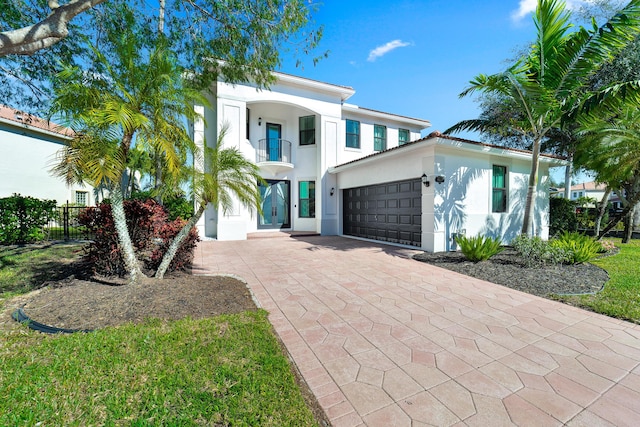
[435,175,445,184]
[330,187,335,196]
[421,173,430,187]
[258,117,262,126]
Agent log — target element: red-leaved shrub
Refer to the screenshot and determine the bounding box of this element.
[78,199,199,277]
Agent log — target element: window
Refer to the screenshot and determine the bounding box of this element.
[399,128,410,145]
[346,119,360,148]
[246,108,250,139]
[299,115,315,145]
[76,191,88,206]
[299,181,315,218]
[374,124,386,151]
[492,165,507,213]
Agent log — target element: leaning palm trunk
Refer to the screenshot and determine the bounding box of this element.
[594,188,612,236]
[110,184,146,284]
[155,204,205,279]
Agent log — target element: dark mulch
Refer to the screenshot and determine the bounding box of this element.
[413,248,610,297]
[1,258,330,427]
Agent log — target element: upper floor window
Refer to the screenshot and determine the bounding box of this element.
[299,115,315,145]
[374,125,387,151]
[299,181,315,218]
[492,165,508,213]
[346,119,360,149]
[399,128,410,145]
[76,191,88,206]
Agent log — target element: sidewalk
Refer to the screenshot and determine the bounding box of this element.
[194,235,640,426]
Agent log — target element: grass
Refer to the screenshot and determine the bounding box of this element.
[0,243,81,296]
[554,238,640,323]
[0,312,318,426]
[0,244,320,426]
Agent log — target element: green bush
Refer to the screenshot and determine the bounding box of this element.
[0,194,57,244]
[511,234,570,267]
[549,197,577,236]
[455,234,504,262]
[131,191,194,221]
[550,231,601,264]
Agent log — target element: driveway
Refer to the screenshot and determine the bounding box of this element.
[194,235,640,426]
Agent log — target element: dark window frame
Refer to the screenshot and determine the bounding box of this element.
[346,119,360,149]
[299,181,316,218]
[492,165,508,213]
[374,124,387,151]
[299,115,315,146]
[399,128,410,145]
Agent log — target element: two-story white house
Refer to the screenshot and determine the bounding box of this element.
[195,72,564,252]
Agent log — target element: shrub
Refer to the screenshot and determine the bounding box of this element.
[455,234,504,262]
[78,199,199,276]
[162,194,194,221]
[0,194,57,244]
[550,231,601,264]
[131,190,194,221]
[549,197,577,236]
[511,234,570,267]
[598,240,616,253]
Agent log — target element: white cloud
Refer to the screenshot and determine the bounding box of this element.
[511,0,538,22]
[367,40,411,62]
[510,0,596,23]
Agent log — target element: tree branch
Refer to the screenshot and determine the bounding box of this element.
[0,0,107,57]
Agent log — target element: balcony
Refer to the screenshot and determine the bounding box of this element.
[256,138,294,175]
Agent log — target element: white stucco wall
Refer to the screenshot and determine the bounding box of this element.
[0,123,95,206]
[196,75,430,240]
[333,137,557,252]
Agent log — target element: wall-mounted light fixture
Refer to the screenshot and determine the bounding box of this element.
[421,173,430,187]
[258,117,262,126]
[330,187,335,196]
[435,175,445,184]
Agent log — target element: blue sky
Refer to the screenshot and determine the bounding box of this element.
[278,0,603,142]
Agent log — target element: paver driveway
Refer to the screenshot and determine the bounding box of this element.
[194,235,640,426]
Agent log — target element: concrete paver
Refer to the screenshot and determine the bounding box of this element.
[194,235,640,426]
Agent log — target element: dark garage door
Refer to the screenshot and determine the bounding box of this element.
[343,179,422,247]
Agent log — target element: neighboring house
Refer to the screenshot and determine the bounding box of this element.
[552,181,621,209]
[0,106,96,206]
[194,72,565,252]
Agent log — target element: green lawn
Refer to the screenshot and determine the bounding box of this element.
[0,244,319,426]
[555,239,640,323]
[0,243,81,295]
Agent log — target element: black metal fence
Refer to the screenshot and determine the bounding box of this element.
[45,204,95,241]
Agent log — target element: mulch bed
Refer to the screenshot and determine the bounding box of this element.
[413,248,610,297]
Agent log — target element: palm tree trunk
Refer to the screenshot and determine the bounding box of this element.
[594,188,611,236]
[521,138,541,236]
[623,205,636,243]
[110,184,146,284]
[155,203,205,279]
[563,153,573,200]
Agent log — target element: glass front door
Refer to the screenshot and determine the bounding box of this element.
[266,123,282,161]
[259,180,291,229]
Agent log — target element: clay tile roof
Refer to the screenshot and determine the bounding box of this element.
[0,105,74,137]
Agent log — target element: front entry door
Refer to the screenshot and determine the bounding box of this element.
[259,180,291,229]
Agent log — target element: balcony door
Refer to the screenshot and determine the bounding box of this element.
[266,123,282,161]
[258,179,291,229]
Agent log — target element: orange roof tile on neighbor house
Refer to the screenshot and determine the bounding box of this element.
[555,181,608,193]
[0,105,74,138]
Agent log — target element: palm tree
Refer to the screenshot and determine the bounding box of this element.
[155,130,264,279]
[575,107,640,241]
[446,0,640,235]
[51,32,206,284]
